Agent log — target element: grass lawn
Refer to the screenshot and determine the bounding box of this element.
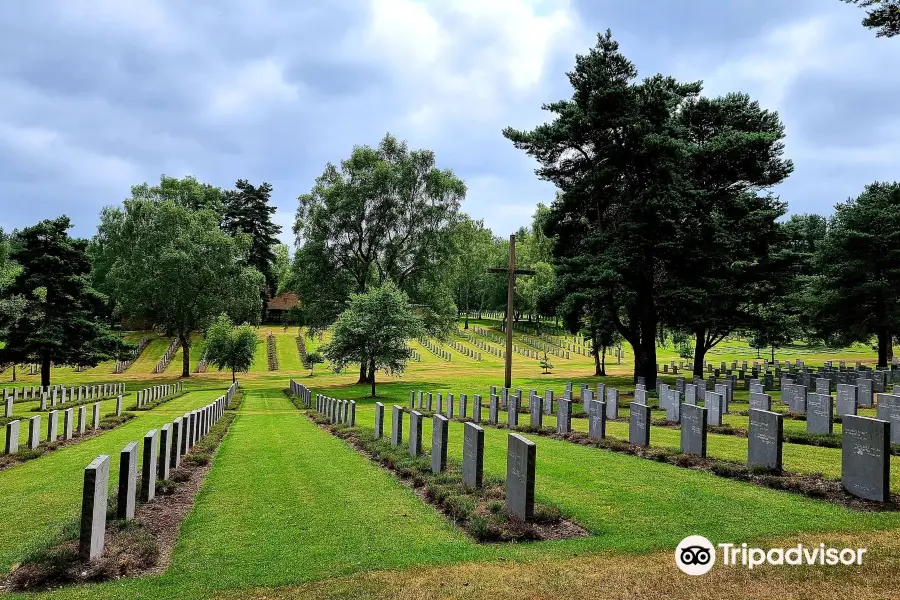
[3,318,900,599]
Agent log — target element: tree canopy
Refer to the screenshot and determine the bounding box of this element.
[94,197,264,377]
[842,0,900,37]
[0,217,126,386]
[203,314,260,382]
[222,179,282,303]
[321,281,423,397]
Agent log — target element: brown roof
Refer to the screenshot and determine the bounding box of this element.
[267,292,300,311]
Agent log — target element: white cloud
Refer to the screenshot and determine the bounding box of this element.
[206,59,301,119]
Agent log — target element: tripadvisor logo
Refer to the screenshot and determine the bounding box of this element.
[675,536,867,575]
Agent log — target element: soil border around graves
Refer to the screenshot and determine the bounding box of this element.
[1,410,238,594]
[469,420,900,512]
[0,412,136,473]
[289,391,589,545]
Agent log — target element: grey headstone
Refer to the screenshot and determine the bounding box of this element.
[63,408,74,440]
[837,384,858,417]
[489,394,499,425]
[876,394,900,445]
[530,393,543,428]
[473,394,482,423]
[789,384,808,414]
[506,433,536,520]
[27,415,40,450]
[159,424,172,480]
[816,377,831,394]
[508,393,519,428]
[749,392,771,412]
[684,384,697,405]
[47,410,58,442]
[557,398,571,434]
[409,410,423,456]
[118,442,138,519]
[431,414,449,473]
[857,378,874,407]
[141,429,158,502]
[680,403,707,457]
[460,394,468,419]
[77,405,86,435]
[588,400,606,440]
[666,390,681,422]
[391,405,403,447]
[629,402,651,446]
[806,393,834,435]
[842,415,890,502]
[705,392,723,427]
[374,402,384,439]
[605,388,618,420]
[634,388,647,404]
[748,409,783,471]
[5,420,19,454]
[171,417,183,469]
[462,422,484,488]
[544,390,554,415]
[79,454,110,559]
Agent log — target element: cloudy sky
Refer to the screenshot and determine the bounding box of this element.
[1,0,898,246]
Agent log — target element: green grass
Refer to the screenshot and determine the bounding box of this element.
[4,319,900,599]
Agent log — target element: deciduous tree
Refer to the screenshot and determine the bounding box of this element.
[203,314,259,382]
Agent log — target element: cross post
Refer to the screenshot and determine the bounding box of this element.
[487,234,535,389]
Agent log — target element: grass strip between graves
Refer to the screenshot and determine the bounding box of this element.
[295,393,587,543]
[0,412,135,472]
[3,411,237,592]
[224,388,244,411]
[462,417,900,511]
[27,395,121,413]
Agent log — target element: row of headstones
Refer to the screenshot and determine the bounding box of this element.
[418,338,452,362]
[4,383,125,414]
[135,382,184,408]
[289,380,312,407]
[114,336,150,373]
[316,394,357,426]
[4,401,108,454]
[373,403,537,520]
[469,337,505,358]
[78,394,228,560]
[518,335,568,359]
[448,339,483,361]
[153,338,180,374]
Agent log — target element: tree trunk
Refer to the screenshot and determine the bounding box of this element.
[593,346,602,376]
[357,362,367,384]
[693,328,707,379]
[232,367,236,383]
[601,347,607,376]
[371,370,376,398]
[41,354,50,388]
[878,328,890,368]
[771,345,775,363]
[182,338,191,377]
[12,364,16,383]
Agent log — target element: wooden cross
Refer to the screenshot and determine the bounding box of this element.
[487,234,535,389]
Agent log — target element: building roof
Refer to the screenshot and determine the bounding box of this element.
[266,292,300,311]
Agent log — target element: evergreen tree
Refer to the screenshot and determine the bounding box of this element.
[222,180,282,301]
[841,0,900,37]
[0,217,126,386]
[807,182,900,366]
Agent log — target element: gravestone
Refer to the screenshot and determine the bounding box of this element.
[680,403,707,457]
[606,388,618,420]
[141,429,159,502]
[634,388,647,404]
[557,398,572,434]
[391,405,403,447]
[748,409,782,471]
[409,390,415,409]
[789,384,808,414]
[666,390,681,423]
[460,394,468,419]
[5,420,19,454]
[63,408,74,440]
[489,395,499,425]
[830,382,855,415]
[530,393,543,428]
[28,416,40,450]
[629,403,651,446]
[857,378,874,407]
[437,393,443,415]
[47,410,58,442]
[79,455,110,560]
[473,394,482,422]
[431,414,449,473]
[749,392,771,412]
[705,391,724,427]
[118,442,138,519]
[374,402,384,439]
[159,424,172,480]
[462,422,484,488]
[842,415,890,502]
[116,395,122,417]
[3,396,10,418]
[806,393,834,435]
[508,393,519,427]
[588,400,606,440]
[427,392,433,412]
[816,378,830,394]
[506,433,536,520]
[349,401,357,426]
[77,405,86,435]
[447,393,454,419]
[171,417,183,469]
[409,411,423,456]
[875,394,900,445]
[544,390,554,415]
[685,384,697,405]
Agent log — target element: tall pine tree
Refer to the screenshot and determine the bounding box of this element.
[0,217,125,386]
[222,180,282,311]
